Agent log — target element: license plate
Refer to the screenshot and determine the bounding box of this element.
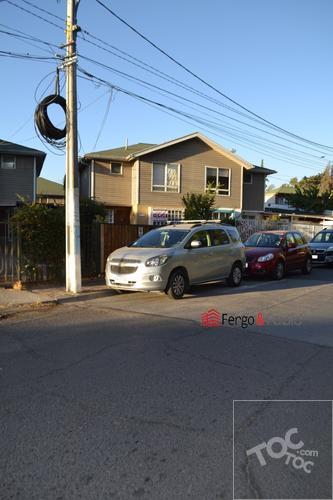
[312,255,318,260]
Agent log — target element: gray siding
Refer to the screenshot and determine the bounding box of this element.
[242,172,265,211]
[0,155,34,206]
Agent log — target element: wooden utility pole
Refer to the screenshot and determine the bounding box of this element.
[65,0,81,293]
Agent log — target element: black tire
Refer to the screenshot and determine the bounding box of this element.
[227,262,243,287]
[166,270,187,299]
[272,260,285,280]
[302,256,312,274]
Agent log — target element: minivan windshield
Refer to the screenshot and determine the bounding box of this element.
[244,232,283,248]
[131,229,190,248]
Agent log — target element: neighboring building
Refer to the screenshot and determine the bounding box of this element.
[36,177,64,205]
[80,132,276,225]
[265,184,295,211]
[0,140,46,221]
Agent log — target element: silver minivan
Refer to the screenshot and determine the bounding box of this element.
[105,222,245,299]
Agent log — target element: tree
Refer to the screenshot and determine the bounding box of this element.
[11,198,107,281]
[286,173,324,212]
[182,191,215,220]
[319,165,333,209]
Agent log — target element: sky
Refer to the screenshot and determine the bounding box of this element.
[0,0,332,188]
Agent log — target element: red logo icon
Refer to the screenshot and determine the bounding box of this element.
[256,312,265,326]
[201,309,222,328]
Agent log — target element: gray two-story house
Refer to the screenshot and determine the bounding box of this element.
[80,132,276,225]
[0,140,46,221]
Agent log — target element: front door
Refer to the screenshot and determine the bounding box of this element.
[113,207,131,224]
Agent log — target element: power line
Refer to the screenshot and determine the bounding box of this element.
[6,1,332,159]
[96,0,333,152]
[0,49,60,61]
[5,0,63,31]
[77,68,325,172]
[19,0,63,22]
[78,53,327,164]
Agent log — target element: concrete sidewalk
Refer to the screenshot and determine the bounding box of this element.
[0,278,110,315]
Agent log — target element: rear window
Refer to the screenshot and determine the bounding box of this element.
[209,229,230,246]
[226,227,241,243]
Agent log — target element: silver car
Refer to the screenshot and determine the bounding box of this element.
[105,222,246,299]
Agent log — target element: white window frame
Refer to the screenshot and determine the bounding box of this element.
[105,208,114,224]
[150,207,184,226]
[110,162,123,175]
[151,162,181,193]
[243,172,253,184]
[205,166,231,196]
[1,154,16,169]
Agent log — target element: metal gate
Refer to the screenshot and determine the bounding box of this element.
[0,222,20,283]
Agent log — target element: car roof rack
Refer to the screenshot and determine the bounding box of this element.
[165,219,232,228]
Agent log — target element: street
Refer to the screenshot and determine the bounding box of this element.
[1,267,333,499]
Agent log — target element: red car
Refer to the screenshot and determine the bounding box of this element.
[244,230,312,280]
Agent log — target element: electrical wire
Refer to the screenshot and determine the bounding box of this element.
[6,0,333,159]
[91,89,114,151]
[77,68,325,172]
[78,53,328,163]
[96,0,333,152]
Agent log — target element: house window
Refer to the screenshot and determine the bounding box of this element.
[1,155,16,169]
[152,163,180,192]
[105,209,114,224]
[244,172,252,184]
[205,167,230,195]
[275,195,288,205]
[110,162,122,175]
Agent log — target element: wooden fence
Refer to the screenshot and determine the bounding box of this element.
[101,223,153,272]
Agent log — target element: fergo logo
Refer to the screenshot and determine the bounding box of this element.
[200,309,265,329]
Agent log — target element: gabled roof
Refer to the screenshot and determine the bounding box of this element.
[131,132,255,169]
[82,132,276,175]
[84,143,155,161]
[0,139,46,175]
[37,177,64,197]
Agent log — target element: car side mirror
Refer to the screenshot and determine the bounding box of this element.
[190,240,202,249]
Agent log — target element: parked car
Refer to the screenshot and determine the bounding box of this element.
[244,230,312,280]
[309,229,333,265]
[105,222,245,299]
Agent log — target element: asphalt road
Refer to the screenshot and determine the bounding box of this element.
[1,267,333,500]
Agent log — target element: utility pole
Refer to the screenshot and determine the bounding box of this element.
[65,0,82,293]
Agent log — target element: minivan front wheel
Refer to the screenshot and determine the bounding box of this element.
[227,263,243,287]
[166,270,187,299]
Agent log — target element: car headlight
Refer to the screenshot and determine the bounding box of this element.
[257,253,274,262]
[145,255,169,267]
[327,246,333,251]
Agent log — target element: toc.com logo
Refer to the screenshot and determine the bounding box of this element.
[247,427,318,474]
